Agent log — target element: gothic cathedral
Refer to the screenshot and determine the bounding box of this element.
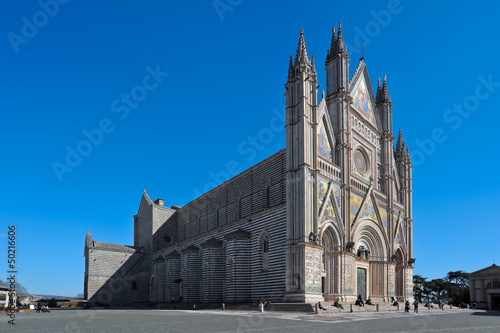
[84,23,414,306]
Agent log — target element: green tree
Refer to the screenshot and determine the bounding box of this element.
[445,271,470,306]
[422,279,448,304]
[422,281,433,303]
[413,274,427,302]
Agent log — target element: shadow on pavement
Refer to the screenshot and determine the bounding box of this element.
[470,310,500,316]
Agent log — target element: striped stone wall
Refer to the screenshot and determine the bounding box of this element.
[151,150,286,250]
[152,205,287,303]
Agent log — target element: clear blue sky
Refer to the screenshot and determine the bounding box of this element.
[0,0,499,297]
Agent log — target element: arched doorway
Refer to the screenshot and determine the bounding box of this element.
[395,249,405,300]
[352,222,388,300]
[149,276,155,302]
[321,226,340,300]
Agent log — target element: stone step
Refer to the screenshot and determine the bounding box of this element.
[267,303,314,313]
[316,302,401,313]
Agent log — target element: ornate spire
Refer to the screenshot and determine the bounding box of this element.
[377,74,392,104]
[337,21,345,53]
[405,146,411,160]
[396,128,405,152]
[295,28,310,65]
[311,54,316,73]
[288,55,293,77]
[326,26,336,63]
[330,26,337,50]
[376,77,382,104]
[327,22,348,64]
[329,26,337,56]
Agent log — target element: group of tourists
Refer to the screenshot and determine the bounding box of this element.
[460,302,477,309]
[403,300,419,313]
[257,296,485,313]
[355,294,365,306]
[318,299,346,310]
[36,302,50,313]
[258,297,270,308]
[332,300,344,309]
[354,294,375,307]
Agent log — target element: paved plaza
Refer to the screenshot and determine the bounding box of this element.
[3,308,500,333]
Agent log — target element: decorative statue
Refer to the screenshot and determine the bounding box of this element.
[308,232,318,243]
[357,246,370,258]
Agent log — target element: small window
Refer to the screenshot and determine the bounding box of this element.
[238,197,242,219]
[226,257,234,283]
[131,280,138,290]
[216,208,220,228]
[261,232,270,271]
[265,184,271,208]
[163,234,172,244]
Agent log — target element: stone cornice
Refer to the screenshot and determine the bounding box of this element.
[201,237,223,248]
[224,228,251,241]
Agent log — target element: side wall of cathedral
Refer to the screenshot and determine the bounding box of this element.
[147,150,288,303]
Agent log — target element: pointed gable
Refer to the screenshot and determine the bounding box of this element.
[331,183,342,218]
[358,196,378,222]
[317,99,335,162]
[350,193,363,224]
[318,177,330,213]
[394,229,402,251]
[349,61,380,130]
[393,212,406,251]
[379,207,388,234]
[137,190,153,215]
[351,76,377,129]
[470,264,500,277]
[320,195,336,224]
[318,120,333,161]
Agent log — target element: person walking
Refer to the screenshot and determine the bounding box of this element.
[413,300,419,313]
[404,300,410,313]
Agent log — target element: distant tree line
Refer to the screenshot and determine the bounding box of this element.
[413,271,470,306]
[0,279,28,295]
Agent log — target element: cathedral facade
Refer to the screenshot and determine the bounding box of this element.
[84,23,414,305]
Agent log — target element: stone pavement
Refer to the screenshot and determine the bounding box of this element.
[2,307,499,333]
